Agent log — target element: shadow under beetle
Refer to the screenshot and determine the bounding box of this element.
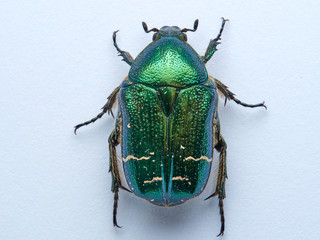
[74,18,266,237]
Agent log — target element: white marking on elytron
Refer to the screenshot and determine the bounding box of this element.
[143,177,163,184]
[150,152,154,155]
[185,156,213,162]
[143,176,190,184]
[172,176,189,181]
[150,199,155,202]
[180,145,185,149]
[122,155,151,162]
[127,123,131,128]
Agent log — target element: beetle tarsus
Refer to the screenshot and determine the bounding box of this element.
[216,196,225,237]
[74,111,106,134]
[231,97,267,109]
[113,187,122,228]
[113,30,134,66]
[204,191,225,237]
[205,190,225,237]
[216,18,229,41]
[228,97,267,109]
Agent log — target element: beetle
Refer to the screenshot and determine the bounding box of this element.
[74,18,266,237]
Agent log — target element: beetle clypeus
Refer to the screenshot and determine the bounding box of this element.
[74,18,266,237]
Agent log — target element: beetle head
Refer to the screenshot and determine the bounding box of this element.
[142,19,199,42]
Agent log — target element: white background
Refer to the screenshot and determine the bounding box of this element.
[1,1,319,240]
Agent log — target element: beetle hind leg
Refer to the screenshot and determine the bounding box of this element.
[205,135,227,237]
[109,130,121,228]
[108,117,131,228]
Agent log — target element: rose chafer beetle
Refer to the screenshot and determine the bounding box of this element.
[75,18,266,236]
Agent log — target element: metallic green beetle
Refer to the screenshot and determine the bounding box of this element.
[75,18,266,236]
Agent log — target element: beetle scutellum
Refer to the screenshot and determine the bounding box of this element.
[74,18,266,236]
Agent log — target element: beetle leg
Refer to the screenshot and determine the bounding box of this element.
[213,77,267,109]
[113,30,134,66]
[74,86,120,134]
[108,115,131,228]
[205,135,227,237]
[215,136,227,237]
[202,18,228,64]
[108,129,122,228]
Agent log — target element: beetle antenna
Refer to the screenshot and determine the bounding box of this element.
[142,22,159,33]
[181,19,199,33]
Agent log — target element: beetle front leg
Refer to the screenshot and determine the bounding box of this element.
[74,86,120,134]
[113,31,134,66]
[213,77,267,109]
[108,118,131,228]
[205,136,227,237]
[202,18,228,64]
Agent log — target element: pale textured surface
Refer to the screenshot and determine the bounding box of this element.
[0,0,319,240]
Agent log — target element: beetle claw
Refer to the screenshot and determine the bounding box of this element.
[262,101,267,110]
[113,222,122,228]
[74,125,82,135]
[221,17,229,22]
[217,231,224,237]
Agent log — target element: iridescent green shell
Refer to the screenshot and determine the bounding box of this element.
[119,37,217,205]
[129,38,208,87]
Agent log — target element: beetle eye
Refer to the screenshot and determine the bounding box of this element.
[152,33,157,41]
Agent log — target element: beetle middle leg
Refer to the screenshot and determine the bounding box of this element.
[202,17,228,64]
[113,30,134,66]
[108,115,131,228]
[74,86,120,134]
[212,77,267,109]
